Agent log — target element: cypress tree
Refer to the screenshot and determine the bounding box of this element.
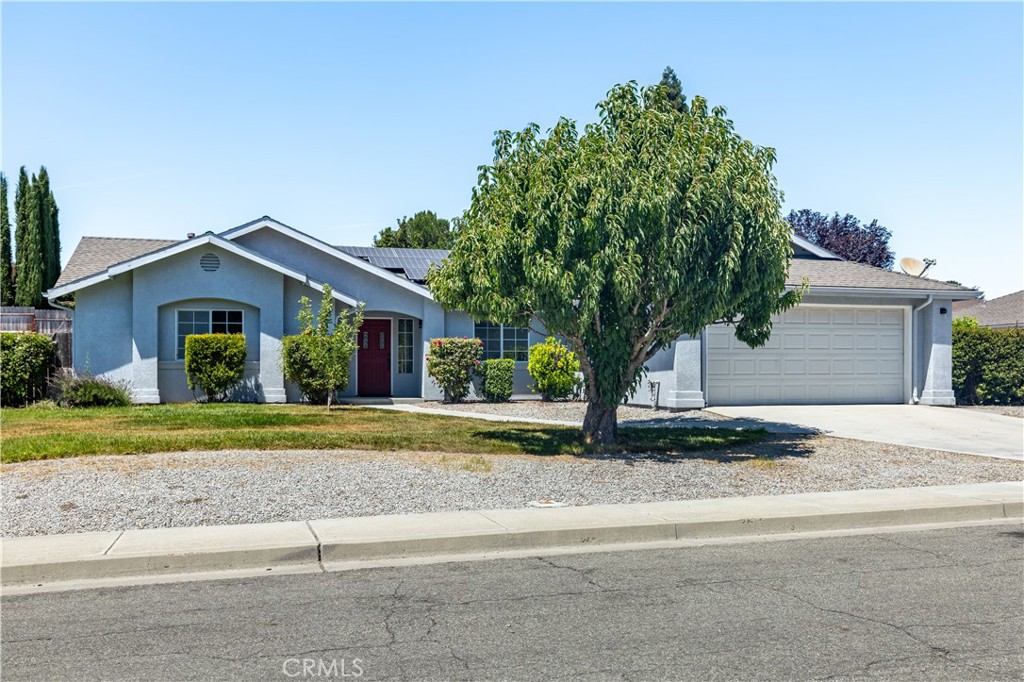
[14,173,44,307]
[48,187,60,289]
[0,174,13,305]
[35,168,55,290]
[34,167,61,289]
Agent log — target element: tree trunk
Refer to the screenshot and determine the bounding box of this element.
[582,400,618,445]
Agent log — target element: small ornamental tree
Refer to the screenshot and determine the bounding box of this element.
[431,81,801,443]
[281,284,363,408]
[528,337,581,401]
[426,337,482,403]
[185,334,247,402]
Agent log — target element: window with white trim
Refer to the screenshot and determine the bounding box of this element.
[176,309,243,359]
[397,319,414,374]
[474,321,529,361]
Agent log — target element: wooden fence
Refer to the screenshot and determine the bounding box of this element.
[1,307,73,368]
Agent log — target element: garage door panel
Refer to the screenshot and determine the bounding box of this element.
[707,306,905,406]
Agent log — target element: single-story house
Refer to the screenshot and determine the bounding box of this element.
[47,216,982,407]
[953,290,1023,329]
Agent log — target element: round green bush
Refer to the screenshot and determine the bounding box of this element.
[528,337,581,401]
[185,334,247,402]
[479,358,515,402]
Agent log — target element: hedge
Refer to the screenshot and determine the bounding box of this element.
[952,319,1024,405]
[0,332,54,406]
[185,334,247,402]
[478,358,515,403]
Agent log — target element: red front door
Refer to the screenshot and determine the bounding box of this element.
[358,319,391,397]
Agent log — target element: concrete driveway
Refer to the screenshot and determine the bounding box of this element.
[706,405,1024,461]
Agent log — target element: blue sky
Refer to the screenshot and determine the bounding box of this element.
[3,2,1022,297]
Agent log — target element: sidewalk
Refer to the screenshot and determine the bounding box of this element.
[2,481,1020,590]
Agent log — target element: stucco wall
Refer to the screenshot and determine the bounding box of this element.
[130,244,286,403]
[73,274,134,385]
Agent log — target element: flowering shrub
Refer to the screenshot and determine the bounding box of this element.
[426,337,482,403]
[528,337,581,401]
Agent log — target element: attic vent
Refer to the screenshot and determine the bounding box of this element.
[200,253,220,272]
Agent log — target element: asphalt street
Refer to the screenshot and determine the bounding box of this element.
[3,524,1022,681]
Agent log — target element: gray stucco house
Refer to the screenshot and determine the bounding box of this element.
[47,216,981,407]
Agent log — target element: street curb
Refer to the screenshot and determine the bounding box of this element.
[2,482,1020,588]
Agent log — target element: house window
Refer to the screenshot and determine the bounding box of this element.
[474,321,530,361]
[177,309,243,359]
[397,319,414,374]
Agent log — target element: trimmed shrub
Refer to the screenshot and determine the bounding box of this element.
[478,358,515,403]
[1,332,54,406]
[952,319,1024,405]
[427,337,482,403]
[185,334,247,402]
[528,337,581,401]
[281,285,363,407]
[53,371,131,407]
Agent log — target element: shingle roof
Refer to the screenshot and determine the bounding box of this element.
[336,246,448,284]
[953,290,1023,328]
[54,234,977,298]
[787,258,976,293]
[55,237,181,287]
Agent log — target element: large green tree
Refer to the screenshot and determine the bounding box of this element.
[14,169,45,308]
[431,82,800,443]
[373,210,454,249]
[0,174,13,305]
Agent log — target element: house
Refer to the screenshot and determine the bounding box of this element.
[953,290,1023,329]
[47,216,982,407]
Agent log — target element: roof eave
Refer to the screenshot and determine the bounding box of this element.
[792,284,984,300]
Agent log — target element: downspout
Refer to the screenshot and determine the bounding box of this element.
[909,295,934,404]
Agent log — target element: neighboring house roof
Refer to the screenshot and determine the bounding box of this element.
[788,259,980,297]
[335,246,448,284]
[46,232,359,306]
[953,290,1023,328]
[54,237,180,287]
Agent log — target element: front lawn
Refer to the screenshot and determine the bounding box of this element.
[0,403,766,463]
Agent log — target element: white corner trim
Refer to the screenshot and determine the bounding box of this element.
[219,217,436,300]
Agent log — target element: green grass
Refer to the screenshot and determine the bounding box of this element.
[0,403,766,463]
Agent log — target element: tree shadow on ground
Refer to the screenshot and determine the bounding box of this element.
[470,425,817,464]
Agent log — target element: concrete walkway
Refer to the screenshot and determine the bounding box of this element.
[706,405,1024,461]
[3,481,1020,591]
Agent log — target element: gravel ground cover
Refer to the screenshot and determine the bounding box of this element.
[958,405,1024,419]
[3,435,1020,537]
[420,401,732,425]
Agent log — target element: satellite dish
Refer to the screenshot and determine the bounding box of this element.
[899,257,936,277]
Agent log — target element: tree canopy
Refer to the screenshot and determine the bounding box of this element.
[786,209,895,269]
[373,210,454,249]
[431,81,800,443]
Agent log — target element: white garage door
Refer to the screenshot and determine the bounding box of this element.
[706,306,906,406]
